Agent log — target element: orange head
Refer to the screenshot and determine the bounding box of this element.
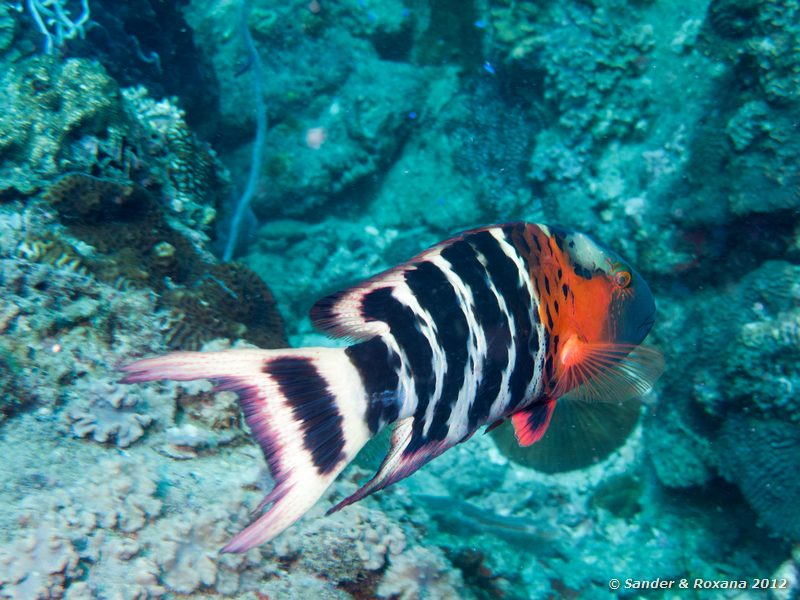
[519,225,661,400]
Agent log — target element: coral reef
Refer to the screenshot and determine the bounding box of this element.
[0,518,80,600]
[67,378,153,448]
[2,0,800,597]
[377,545,466,600]
[717,415,800,540]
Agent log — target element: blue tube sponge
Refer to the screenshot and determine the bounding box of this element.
[223,0,267,262]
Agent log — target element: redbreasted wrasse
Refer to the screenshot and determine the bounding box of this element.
[121,222,662,552]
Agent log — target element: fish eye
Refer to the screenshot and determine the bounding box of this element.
[613,269,632,288]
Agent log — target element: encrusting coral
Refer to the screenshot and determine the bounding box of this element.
[67,378,153,448]
[376,545,466,600]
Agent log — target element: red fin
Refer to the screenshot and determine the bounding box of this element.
[555,343,664,402]
[511,400,556,447]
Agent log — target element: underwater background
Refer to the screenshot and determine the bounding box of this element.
[0,0,799,598]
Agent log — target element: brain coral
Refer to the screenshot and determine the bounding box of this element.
[717,415,800,541]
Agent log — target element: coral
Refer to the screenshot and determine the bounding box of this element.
[589,473,644,520]
[81,457,163,533]
[689,0,800,219]
[122,87,223,242]
[377,545,466,600]
[269,494,407,583]
[726,308,800,421]
[447,548,508,600]
[0,56,121,194]
[0,202,172,419]
[717,415,800,540]
[770,546,800,600]
[65,533,165,600]
[0,3,16,54]
[67,378,153,448]
[644,412,713,488]
[447,80,538,219]
[146,508,252,595]
[0,56,225,247]
[37,171,286,350]
[0,518,80,600]
[250,59,429,218]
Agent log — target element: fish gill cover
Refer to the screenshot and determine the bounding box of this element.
[0,0,798,599]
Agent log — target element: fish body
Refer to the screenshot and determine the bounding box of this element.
[122,222,661,552]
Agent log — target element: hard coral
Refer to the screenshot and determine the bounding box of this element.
[0,56,120,195]
[82,457,163,533]
[717,415,800,540]
[66,532,165,600]
[148,508,250,595]
[41,172,286,351]
[67,378,153,448]
[269,500,407,583]
[377,545,465,600]
[0,518,80,600]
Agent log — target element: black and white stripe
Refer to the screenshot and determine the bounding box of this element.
[345,225,546,456]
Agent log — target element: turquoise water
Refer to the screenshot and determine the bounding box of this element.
[0,0,799,598]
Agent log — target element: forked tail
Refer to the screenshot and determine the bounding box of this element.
[120,347,372,552]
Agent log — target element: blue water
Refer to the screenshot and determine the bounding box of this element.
[0,0,798,598]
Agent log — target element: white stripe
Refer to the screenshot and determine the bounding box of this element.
[490,227,547,411]
[468,248,517,422]
[391,281,445,421]
[489,227,537,306]
[377,331,416,420]
[312,348,372,458]
[426,255,486,442]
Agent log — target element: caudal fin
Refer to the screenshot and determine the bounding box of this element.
[120,347,372,552]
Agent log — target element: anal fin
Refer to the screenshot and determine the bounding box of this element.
[327,418,454,514]
[511,400,556,447]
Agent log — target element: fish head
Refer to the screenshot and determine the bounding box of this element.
[556,228,655,347]
[543,226,662,400]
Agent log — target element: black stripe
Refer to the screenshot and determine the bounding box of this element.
[440,240,510,430]
[345,337,401,433]
[469,231,537,413]
[216,377,286,487]
[268,357,346,475]
[362,286,435,425]
[404,260,469,445]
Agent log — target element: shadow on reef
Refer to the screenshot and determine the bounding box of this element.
[70,0,220,135]
[491,397,641,474]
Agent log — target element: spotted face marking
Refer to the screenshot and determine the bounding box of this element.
[511,224,656,397]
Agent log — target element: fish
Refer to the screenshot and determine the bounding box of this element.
[121,222,662,552]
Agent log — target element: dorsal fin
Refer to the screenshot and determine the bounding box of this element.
[309,225,505,340]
